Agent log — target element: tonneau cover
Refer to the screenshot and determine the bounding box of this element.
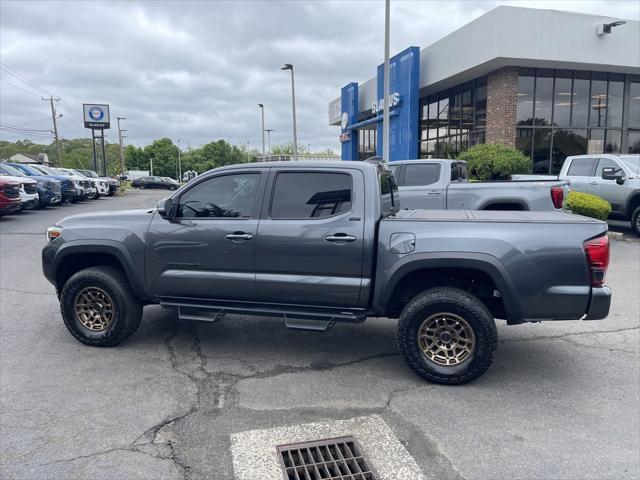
[387,209,603,224]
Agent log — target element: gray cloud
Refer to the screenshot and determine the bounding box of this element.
[1,0,637,151]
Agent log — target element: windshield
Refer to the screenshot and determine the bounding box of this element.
[12,163,42,176]
[0,164,26,177]
[28,164,54,175]
[79,170,98,178]
[620,155,640,174]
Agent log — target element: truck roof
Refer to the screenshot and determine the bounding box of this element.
[386,159,459,164]
[211,160,381,174]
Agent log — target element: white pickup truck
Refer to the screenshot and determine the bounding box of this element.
[389,159,568,211]
[514,154,640,235]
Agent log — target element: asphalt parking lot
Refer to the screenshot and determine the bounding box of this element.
[1,189,638,480]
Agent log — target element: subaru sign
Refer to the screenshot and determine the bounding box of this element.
[83,104,110,129]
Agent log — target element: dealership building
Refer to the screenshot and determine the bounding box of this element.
[328,6,640,173]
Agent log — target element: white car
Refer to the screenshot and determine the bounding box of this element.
[56,168,99,199]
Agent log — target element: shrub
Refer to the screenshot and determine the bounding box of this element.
[566,191,611,221]
[458,144,531,181]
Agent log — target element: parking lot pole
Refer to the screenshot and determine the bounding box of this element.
[177,139,182,182]
[91,129,98,172]
[382,0,390,163]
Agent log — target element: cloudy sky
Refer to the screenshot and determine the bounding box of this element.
[1,0,638,152]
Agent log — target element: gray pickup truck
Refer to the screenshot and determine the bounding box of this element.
[389,159,568,211]
[42,161,611,384]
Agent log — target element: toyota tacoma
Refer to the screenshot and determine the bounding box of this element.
[42,161,612,384]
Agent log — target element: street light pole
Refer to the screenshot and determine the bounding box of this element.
[177,139,182,183]
[382,0,391,163]
[281,64,298,160]
[258,104,265,157]
[117,116,126,176]
[265,129,274,157]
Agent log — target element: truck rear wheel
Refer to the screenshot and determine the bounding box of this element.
[631,206,640,237]
[59,266,142,347]
[397,287,497,385]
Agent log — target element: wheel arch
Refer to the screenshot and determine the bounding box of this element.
[376,253,523,323]
[626,192,640,219]
[52,241,147,301]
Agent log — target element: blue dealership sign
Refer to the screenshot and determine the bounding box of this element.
[340,82,359,161]
[376,46,420,161]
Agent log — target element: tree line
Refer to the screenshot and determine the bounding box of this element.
[0,138,333,178]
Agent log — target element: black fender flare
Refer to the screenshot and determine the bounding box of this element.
[49,240,147,301]
[374,252,523,323]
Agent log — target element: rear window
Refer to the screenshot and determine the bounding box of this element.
[271,172,352,219]
[567,157,597,176]
[403,163,441,186]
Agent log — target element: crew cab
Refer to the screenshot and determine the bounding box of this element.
[42,161,611,384]
[390,159,568,211]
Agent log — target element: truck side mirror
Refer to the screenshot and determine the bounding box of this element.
[601,167,625,185]
[157,198,173,218]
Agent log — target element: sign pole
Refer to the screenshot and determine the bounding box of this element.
[100,130,107,177]
[91,129,98,172]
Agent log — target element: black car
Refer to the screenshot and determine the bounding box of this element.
[132,176,178,190]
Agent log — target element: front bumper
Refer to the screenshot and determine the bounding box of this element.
[20,193,39,209]
[584,286,612,320]
[0,200,21,215]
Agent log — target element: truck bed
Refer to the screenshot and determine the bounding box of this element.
[389,209,602,224]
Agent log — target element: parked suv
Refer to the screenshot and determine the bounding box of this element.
[0,176,22,216]
[6,163,73,203]
[1,163,61,207]
[560,154,640,235]
[77,169,118,196]
[0,168,39,209]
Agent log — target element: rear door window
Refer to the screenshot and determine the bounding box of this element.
[270,172,352,219]
[567,157,597,176]
[403,163,441,186]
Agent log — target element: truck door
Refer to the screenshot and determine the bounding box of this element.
[254,167,366,308]
[398,162,446,209]
[564,157,598,194]
[145,170,265,300]
[592,157,628,214]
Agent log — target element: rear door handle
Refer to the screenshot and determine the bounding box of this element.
[427,191,442,195]
[325,234,357,243]
[225,232,253,241]
[589,181,598,185]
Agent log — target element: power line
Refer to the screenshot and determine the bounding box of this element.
[0,122,52,133]
[0,62,53,97]
[0,78,42,98]
[16,116,51,126]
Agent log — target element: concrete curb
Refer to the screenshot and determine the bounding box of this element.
[608,231,624,241]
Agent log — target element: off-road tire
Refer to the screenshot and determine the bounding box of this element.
[631,206,640,237]
[60,266,143,347]
[397,287,497,385]
[139,184,145,190]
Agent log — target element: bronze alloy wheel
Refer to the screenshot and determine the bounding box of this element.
[74,287,115,332]
[417,312,476,366]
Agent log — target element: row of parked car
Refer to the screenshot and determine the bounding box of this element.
[0,162,119,216]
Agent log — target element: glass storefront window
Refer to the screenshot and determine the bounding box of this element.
[589,129,605,154]
[516,128,533,159]
[462,83,474,131]
[572,71,590,127]
[553,72,572,126]
[475,77,486,129]
[517,73,535,125]
[590,73,607,128]
[533,128,552,173]
[605,130,621,153]
[551,129,587,174]
[607,74,624,128]
[534,69,553,126]
[629,82,640,129]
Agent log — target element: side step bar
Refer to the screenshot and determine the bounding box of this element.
[161,297,367,331]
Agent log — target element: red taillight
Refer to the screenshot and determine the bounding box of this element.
[551,186,564,209]
[584,235,610,286]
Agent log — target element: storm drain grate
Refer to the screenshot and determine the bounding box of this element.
[277,436,379,480]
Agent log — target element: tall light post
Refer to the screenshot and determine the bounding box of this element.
[177,139,182,182]
[117,116,126,176]
[281,63,298,160]
[265,129,274,157]
[382,0,391,163]
[257,104,265,157]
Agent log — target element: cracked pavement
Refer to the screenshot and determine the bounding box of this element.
[1,190,639,479]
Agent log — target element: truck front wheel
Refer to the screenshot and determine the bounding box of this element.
[397,287,497,385]
[631,206,640,237]
[59,266,143,347]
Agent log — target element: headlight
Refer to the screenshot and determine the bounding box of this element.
[74,181,82,188]
[46,226,62,242]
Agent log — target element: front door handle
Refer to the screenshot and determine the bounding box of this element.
[225,232,253,241]
[427,191,442,195]
[589,181,598,185]
[325,234,357,243]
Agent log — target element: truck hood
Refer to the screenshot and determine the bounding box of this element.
[0,175,36,185]
[58,208,155,228]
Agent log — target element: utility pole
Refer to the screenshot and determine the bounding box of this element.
[43,96,62,166]
[382,0,391,163]
[117,117,126,177]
